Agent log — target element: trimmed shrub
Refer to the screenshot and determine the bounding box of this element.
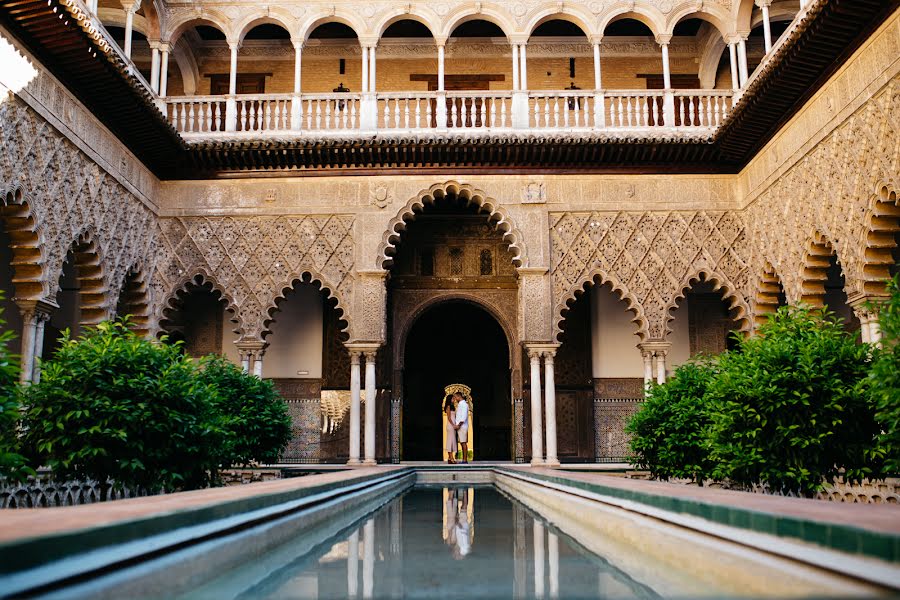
[198,354,291,466]
[21,320,228,492]
[627,360,718,484]
[707,306,882,497]
[0,300,30,481]
[867,275,900,473]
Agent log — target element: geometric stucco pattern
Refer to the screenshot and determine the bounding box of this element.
[746,76,900,309]
[152,215,355,341]
[550,210,751,340]
[0,98,157,315]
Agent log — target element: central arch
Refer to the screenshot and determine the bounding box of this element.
[402,299,511,461]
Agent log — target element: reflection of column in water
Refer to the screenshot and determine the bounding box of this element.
[363,518,375,599]
[390,499,401,557]
[348,528,359,598]
[513,504,526,599]
[533,520,545,599]
[548,532,559,599]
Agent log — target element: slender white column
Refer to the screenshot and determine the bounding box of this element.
[363,519,375,599]
[348,351,362,465]
[660,42,671,89]
[240,352,250,373]
[159,46,169,98]
[228,42,239,95]
[348,529,360,597]
[728,42,740,91]
[512,44,520,91]
[761,4,773,53]
[737,38,749,86]
[655,350,667,385]
[437,44,445,91]
[543,350,559,467]
[124,8,135,58]
[533,521,545,598]
[32,314,47,383]
[593,42,602,90]
[364,350,377,465]
[520,43,528,90]
[528,349,543,465]
[869,316,882,345]
[361,46,369,93]
[369,44,377,93]
[548,532,560,599]
[293,42,303,93]
[149,43,161,93]
[641,349,653,391]
[252,351,263,378]
[18,309,37,385]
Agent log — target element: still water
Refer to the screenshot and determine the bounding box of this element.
[180,485,652,599]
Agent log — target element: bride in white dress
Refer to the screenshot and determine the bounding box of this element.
[444,397,458,464]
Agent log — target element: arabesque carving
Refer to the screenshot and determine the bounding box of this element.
[152,215,355,340]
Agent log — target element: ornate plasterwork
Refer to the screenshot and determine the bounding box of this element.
[152,215,355,340]
[0,98,157,321]
[550,210,751,340]
[744,75,900,312]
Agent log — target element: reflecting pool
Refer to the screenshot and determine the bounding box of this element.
[180,486,651,599]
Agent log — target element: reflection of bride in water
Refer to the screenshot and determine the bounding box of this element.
[443,488,474,559]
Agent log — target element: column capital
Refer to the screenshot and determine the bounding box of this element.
[509,35,529,46]
[120,0,141,13]
[723,33,742,45]
[345,342,381,355]
[638,341,671,353]
[147,39,162,51]
[16,298,58,320]
[588,34,603,46]
[290,38,305,50]
[847,291,888,309]
[359,38,379,49]
[654,34,672,46]
[235,339,266,351]
[754,0,773,7]
[227,40,241,52]
[434,36,449,47]
[516,266,548,277]
[158,42,171,53]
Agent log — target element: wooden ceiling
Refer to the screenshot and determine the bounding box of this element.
[1,0,897,179]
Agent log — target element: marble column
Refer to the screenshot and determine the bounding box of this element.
[123,6,136,58]
[728,41,740,91]
[149,42,161,93]
[361,45,369,93]
[593,41,602,89]
[655,349,667,385]
[528,348,543,465]
[737,37,749,86]
[641,349,653,390]
[31,311,49,383]
[368,44,377,93]
[364,349,377,465]
[159,45,170,98]
[520,43,528,90]
[437,44,446,91]
[543,349,559,468]
[660,41,671,89]
[512,44,520,90]
[253,349,264,378]
[759,0,773,53]
[348,350,362,465]
[18,308,37,385]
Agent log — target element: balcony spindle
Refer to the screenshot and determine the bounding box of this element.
[500,99,507,128]
[425,100,432,129]
[315,99,322,129]
[451,101,458,128]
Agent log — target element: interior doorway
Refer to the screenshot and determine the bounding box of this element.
[402,301,511,461]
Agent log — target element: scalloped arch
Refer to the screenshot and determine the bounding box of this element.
[115,261,151,339]
[54,227,109,327]
[555,267,648,342]
[799,231,842,307]
[859,182,899,298]
[751,261,787,330]
[377,181,527,269]
[0,185,45,302]
[158,270,245,340]
[664,268,752,338]
[262,268,351,339]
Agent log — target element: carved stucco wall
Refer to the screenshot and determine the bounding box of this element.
[741,12,900,312]
[152,215,356,341]
[0,96,157,317]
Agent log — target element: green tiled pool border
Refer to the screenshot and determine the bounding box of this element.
[0,468,414,576]
[499,467,900,563]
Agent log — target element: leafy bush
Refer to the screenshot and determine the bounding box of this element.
[707,306,883,497]
[198,354,291,466]
[21,320,228,492]
[0,300,30,481]
[867,275,900,473]
[627,360,718,483]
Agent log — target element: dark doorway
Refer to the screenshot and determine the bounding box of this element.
[402,301,510,461]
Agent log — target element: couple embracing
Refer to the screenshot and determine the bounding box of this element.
[443,392,470,464]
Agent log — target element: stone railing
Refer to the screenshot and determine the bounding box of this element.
[165,88,734,139]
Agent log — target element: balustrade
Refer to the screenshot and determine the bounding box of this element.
[165,89,732,137]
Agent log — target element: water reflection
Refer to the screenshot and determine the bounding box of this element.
[182,486,658,599]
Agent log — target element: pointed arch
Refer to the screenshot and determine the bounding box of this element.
[377,181,527,269]
[0,186,44,302]
[752,262,788,330]
[665,268,752,337]
[555,267,647,342]
[860,183,900,297]
[262,268,351,339]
